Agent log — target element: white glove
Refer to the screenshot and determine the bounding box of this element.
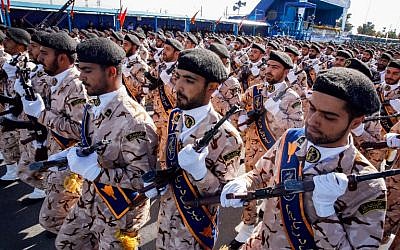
[287,71,297,84]
[389,99,400,113]
[48,147,71,171]
[32,140,47,149]
[22,94,45,118]
[305,90,313,99]
[250,66,260,77]
[142,86,149,94]
[14,79,33,97]
[386,133,400,148]
[144,181,168,199]
[312,172,348,217]
[160,70,172,84]
[67,147,101,181]
[264,98,281,116]
[122,65,131,77]
[178,144,208,181]
[2,62,17,78]
[220,178,247,208]
[238,114,248,132]
[351,123,365,137]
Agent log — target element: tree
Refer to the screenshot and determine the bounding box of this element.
[357,22,376,36]
[387,30,397,39]
[336,13,353,32]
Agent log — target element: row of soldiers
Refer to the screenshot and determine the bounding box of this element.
[0,25,399,249]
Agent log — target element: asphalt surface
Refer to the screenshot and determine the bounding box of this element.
[0,166,243,250]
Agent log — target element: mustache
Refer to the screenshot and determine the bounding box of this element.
[177,92,187,100]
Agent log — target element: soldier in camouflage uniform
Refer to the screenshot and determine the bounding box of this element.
[236,43,266,92]
[21,32,87,234]
[145,48,243,249]
[231,51,304,248]
[54,38,158,250]
[222,68,387,249]
[0,28,31,185]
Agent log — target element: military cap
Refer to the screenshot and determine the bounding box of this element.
[313,68,379,115]
[0,31,6,42]
[157,30,164,36]
[345,58,372,79]
[165,38,184,51]
[148,31,156,36]
[165,31,174,38]
[52,26,60,32]
[268,50,293,69]
[310,44,320,53]
[336,50,352,59]
[213,36,225,45]
[267,41,279,50]
[388,59,400,70]
[352,48,359,55]
[177,48,227,83]
[243,36,252,44]
[110,30,124,42]
[208,43,229,59]
[186,33,198,45]
[6,27,30,46]
[284,45,300,57]
[301,43,310,49]
[26,28,36,34]
[0,24,7,30]
[251,43,266,53]
[132,31,146,40]
[40,31,77,54]
[157,33,166,42]
[225,36,233,42]
[31,31,47,45]
[364,49,374,56]
[86,33,98,39]
[176,31,185,38]
[235,37,245,45]
[326,45,335,51]
[124,34,140,46]
[77,37,125,66]
[385,50,395,57]
[380,52,392,61]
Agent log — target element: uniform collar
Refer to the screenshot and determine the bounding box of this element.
[382,82,399,92]
[180,103,212,142]
[89,86,123,118]
[128,53,140,61]
[51,67,77,93]
[265,81,285,94]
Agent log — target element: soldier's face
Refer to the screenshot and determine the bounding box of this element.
[361,52,372,62]
[249,48,263,62]
[334,56,346,67]
[185,40,195,49]
[162,44,177,62]
[305,91,362,147]
[175,69,216,110]
[156,38,164,47]
[78,62,111,96]
[265,60,286,84]
[301,47,309,56]
[377,58,389,71]
[385,67,400,85]
[2,36,18,55]
[38,46,59,76]
[28,41,41,62]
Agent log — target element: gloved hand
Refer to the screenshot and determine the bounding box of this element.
[264,98,281,116]
[48,147,72,172]
[142,86,149,94]
[2,62,17,78]
[238,114,248,132]
[14,79,33,97]
[22,93,45,118]
[144,181,168,199]
[312,172,348,217]
[178,144,208,181]
[351,123,365,137]
[250,66,260,77]
[386,133,400,148]
[220,178,247,208]
[67,147,101,181]
[389,99,400,113]
[122,65,131,77]
[160,70,172,84]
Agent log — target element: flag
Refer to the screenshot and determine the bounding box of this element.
[215,16,222,26]
[119,7,128,28]
[1,0,4,12]
[70,0,75,18]
[190,10,200,25]
[238,17,246,31]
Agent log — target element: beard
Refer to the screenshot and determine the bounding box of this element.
[305,122,349,145]
[43,59,59,76]
[176,89,206,110]
[309,54,316,59]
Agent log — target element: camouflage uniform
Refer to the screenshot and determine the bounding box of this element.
[55,86,158,249]
[38,67,87,234]
[157,105,243,249]
[241,133,386,249]
[122,53,148,105]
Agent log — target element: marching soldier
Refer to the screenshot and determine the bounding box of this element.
[151,48,243,249]
[221,68,387,249]
[54,37,158,250]
[21,31,87,234]
[334,50,353,67]
[232,51,304,248]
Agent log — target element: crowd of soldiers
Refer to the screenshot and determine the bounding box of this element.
[0,23,399,250]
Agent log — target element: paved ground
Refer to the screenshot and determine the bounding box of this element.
[0,166,243,250]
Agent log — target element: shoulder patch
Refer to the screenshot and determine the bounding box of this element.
[291,100,301,109]
[126,131,147,141]
[71,98,87,107]
[358,199,386,215]
[222,149,241,164]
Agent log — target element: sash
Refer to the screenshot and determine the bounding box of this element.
[51,131,77,150]
[278,128,316,250]
[158,84,173,112]
[166,109,218,250]
[252,85,276,150]
[379,91,398,133]
[80,104,139,219]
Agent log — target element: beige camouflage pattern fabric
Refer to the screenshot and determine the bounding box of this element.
[156,106,243,249]
[38,67,87,233]
[240,133,386,249]
[55,86,158,249]
[122,53,148,104]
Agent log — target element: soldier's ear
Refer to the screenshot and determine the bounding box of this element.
[349,115,364,130]
[206,82,219,94]
[106,66,117,78]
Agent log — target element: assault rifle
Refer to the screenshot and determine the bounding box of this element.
[363,113,400,123]
[139,105,240,194]
[144,62,177,91]
[185,169,400,207]
[29,140,111,172]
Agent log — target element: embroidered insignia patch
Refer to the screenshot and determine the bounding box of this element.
[222,149,241,163]
[267,84,275,93]
[358,200,386,215]
[305,145,321,163]
[291,101,301,109]
[126,131,147,141]
[184,114,195,128]
[384,85,391,91]
[71,98,87,107]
